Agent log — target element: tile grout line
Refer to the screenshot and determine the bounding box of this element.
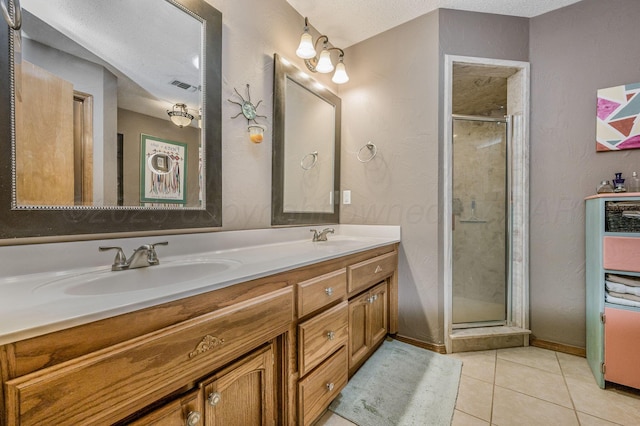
[490,349,497,425]
[555,350,582,425]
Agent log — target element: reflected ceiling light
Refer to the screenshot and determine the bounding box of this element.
[295,17,349,84]
[167,103,194,128]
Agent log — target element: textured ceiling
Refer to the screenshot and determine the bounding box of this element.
[286,0,583,47]
[452,64,518,116]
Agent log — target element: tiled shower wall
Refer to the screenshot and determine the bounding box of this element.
[452,119,507,323]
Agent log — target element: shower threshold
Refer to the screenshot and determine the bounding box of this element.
[449,326,531,353]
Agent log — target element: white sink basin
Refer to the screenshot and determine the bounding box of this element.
[34,258,242,296]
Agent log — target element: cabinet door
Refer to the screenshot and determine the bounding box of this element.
[127,389,203,426]
[604,307,640,389]
[348,291,370,371]
[202,344,275,426]
[369,282,388,348]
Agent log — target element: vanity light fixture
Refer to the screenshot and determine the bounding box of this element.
[167,103,194,128]
[295,17,349,84]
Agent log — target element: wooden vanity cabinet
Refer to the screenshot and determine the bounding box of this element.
[201,343,276,426]
[2,286,292,426]
[348,281,388,375]
[295,248,398,425]
[125,388,203,426]
[0,243,399,426]
[296,270,349,426]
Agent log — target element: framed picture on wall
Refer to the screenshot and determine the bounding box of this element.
[596,82,640,151]
[140,134,187,203]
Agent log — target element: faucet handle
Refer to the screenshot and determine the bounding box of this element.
[310,229,319,241]
[99,246,128,271]
[147,241,168,264]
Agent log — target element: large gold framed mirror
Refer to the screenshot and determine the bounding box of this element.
[0,0,222,240]
[272,53,341,225]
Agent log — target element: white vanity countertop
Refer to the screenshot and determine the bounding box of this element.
[0,225,400,345]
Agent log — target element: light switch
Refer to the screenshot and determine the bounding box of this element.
[343,190,351,205]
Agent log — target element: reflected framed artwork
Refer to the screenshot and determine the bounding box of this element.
[597,83,640,151]
[140,134,187,204]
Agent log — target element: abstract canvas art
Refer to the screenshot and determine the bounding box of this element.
[597,83,640,151]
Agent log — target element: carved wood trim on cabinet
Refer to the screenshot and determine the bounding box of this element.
[4,288,292,426]
[0,243,399,426]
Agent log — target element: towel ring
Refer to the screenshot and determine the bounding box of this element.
[1,0,21,30]
[300,151,318,170]
[357,141,377,163]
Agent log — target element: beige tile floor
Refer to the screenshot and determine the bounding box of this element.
[314,346,640,426]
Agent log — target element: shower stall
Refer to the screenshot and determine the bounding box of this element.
[444,55,530,353]
[451,114,510,328]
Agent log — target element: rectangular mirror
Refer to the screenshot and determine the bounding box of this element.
[15,0,202,208]
[272,53,341,225]
[0,0,222,240]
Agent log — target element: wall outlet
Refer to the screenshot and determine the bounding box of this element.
[343,190,351,205]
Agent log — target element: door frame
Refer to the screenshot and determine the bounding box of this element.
[443,55,530,353]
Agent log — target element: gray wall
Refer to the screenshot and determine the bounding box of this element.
[340,12,441,343]
[529,0,640,347]
[339,10,529,344]
[204,0,337,230]
[343,1,640,348]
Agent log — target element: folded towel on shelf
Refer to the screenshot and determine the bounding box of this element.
[606,274,640,287]
[605,292,640,308]
[605,280,640,297]
[607,290,640,303]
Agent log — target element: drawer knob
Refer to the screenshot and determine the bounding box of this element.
[327,331,335,341]
[326,382,335,392]
[186,411,202,426]
[325,287,334,296]
[208,391,222,407]
[374,265,383,273]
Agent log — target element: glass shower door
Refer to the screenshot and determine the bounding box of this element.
[452,116,510,327]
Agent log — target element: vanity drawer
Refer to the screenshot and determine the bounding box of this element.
[126,388,202,426]
[4,287,293,426]
[298,346,348,426]
[347,251,397,295]
[603,236,640,272]
[298,301,348,376]
[298,268,347,317]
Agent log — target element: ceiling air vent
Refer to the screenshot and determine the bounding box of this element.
[170,79,198,92]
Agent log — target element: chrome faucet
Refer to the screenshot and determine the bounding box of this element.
[99,242,168,271]
[311,228,335,242]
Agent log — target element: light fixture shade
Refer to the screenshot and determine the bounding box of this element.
[296,32,316,59]
[315,49,334,73]
[167,103,194,128]
[332,61,349,84]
